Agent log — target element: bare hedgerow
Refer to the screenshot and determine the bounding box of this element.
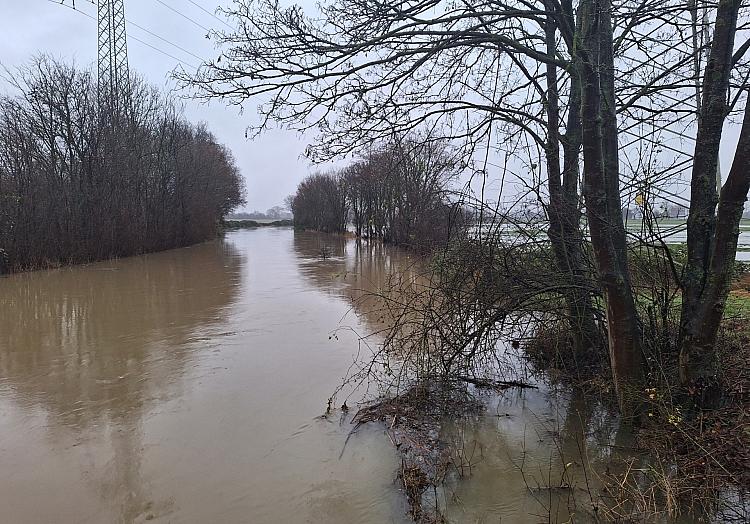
[0,57,244,273]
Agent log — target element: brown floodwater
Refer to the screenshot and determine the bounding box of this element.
[0,228,716,523]
[0,229,409,523]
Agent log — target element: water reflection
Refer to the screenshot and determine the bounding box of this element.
[0,240,242,424]
[438,387,630,523]
[1,229,731,523]
[0,241,243,522]
[292,230,423,335]
[291,230,714,523]
[291,232,620,521]
[0,229,409,524]
[293,230,397,291]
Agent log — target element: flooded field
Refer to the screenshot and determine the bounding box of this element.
[0,228,733,523]
[474,218,750,260]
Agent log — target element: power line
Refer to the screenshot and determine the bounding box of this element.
[185,0,234,30]
[129,31,200,69]
[64,0,205,64]
[126,18,205,62]
[68,0,220,64]
[45,0,201,69]
[153,0,212,34]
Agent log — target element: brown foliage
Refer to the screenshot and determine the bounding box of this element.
[0,57,245,274]
[291,138,464,252]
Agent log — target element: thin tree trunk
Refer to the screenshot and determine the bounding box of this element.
[577,0,644,412]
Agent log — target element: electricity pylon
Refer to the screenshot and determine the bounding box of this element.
[97,0,129,106]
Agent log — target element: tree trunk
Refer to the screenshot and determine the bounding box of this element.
[544,13,602,361]
[577,0,645,413]
[679,0,743,399]
[680,102,749,400]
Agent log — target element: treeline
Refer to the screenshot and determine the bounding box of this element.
[230,205,292,221]
[0,58,244,274]
[291,139,462,251]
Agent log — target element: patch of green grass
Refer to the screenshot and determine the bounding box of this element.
[724,292,750,318]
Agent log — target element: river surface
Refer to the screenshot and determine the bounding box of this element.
[0,228,668,523]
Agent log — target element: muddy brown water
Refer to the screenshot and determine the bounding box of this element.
[0,228,686,523]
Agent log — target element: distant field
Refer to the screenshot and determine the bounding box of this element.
[223,219,294,230]
[471,218,750,261]
[624,218,750,228]
[226,217,287,224]
[624,218,750,259]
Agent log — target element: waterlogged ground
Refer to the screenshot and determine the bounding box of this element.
[475,218,750,260]
[0,228,704,523]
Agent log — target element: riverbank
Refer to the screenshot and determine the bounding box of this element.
[534,319,750,520]
[328,232,750,522]
[345,321,749,522]
[516,278,750,520]
[0,218,288,277]
[1,229,225,277]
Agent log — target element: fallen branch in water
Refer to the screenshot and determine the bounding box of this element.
[350,384,483,523]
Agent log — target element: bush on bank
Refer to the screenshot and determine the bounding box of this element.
[0,57,245,274]
[290,139,465,252]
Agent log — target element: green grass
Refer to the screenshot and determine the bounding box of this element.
[724,291,750,318]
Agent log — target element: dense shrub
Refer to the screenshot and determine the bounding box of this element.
[0,58,244,273]
[291,139,463,251]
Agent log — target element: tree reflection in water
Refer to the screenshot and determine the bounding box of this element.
[0,240,244,522]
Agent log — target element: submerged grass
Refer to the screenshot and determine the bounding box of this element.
[526,315,750,521]
[335,236,750,522]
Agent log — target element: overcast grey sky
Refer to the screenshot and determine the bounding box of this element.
[1,0,744,213]
[0,0,322,212]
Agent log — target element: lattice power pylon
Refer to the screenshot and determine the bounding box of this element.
[97,0,129,105]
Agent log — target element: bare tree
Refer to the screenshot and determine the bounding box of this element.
[679,0,750,398]
[178,0,750,411]
[291,171,348,233]
[178,0,609,361]
[292,137,462,249]
[0,57,245,273]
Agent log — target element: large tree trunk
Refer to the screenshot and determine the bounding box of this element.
[577,0,645,412]
[680,106,748,402]
[544,13,602,361]
[679,0,743,399]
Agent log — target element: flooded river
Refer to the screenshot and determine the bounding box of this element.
[0,228,697,523]
[0,229,407,523]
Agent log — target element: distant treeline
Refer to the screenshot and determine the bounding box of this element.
[229,205,292,221]
[0,58,244,274]
[291,139,463,251]
[223,219,293,229]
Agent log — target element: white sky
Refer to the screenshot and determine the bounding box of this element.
[0,0,744,213]
[0,0,321,212]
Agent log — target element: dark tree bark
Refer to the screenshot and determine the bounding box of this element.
[544,10,602,360]
[577,0,645,411]
[679,0,744,398]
